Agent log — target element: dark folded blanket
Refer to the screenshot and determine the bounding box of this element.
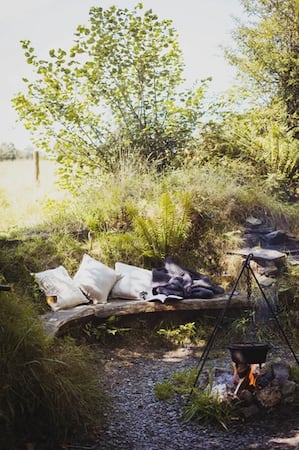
[152,257,224,299]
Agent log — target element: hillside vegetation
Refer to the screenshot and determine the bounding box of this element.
[1,1,299,448]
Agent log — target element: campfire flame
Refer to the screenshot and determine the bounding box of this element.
[248,365,257,387]
[232,363,258,395]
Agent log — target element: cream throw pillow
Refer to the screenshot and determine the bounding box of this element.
[111,262,153,300]
[73,254,118,304]
[33,265,89,312]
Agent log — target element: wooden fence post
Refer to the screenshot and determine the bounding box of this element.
[34,150,40,185]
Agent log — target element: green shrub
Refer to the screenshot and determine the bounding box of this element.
[155,369,236,429]
[154,367,198,401]
[183,390,235,430]
[157,322,197,346]
[155,366,236,430]
[154,381,176,401]
[94,231,143,267]
[83,316,131,344]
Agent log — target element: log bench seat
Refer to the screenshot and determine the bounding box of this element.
[41,293,248,337]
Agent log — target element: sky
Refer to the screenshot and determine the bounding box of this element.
[0,0,245,150]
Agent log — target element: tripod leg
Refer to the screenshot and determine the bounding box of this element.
[249,265,299,365]
[187,255,252,403]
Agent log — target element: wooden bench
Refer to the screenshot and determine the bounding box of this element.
[41,293,248,337]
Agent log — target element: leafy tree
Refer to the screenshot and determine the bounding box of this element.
[198,106,299,200]
[197,0,299,199]
[226,0,299,138]
[13,3,207,189]
[0,142,34,160]
[0,142,17,160]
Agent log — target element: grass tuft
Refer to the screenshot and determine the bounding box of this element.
[0,291,108,449]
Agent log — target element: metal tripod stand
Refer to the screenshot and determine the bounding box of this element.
[188,253,299,400]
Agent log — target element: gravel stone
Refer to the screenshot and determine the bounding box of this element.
[90,345,299,450]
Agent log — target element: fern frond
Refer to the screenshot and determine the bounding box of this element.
[134,192,193,261]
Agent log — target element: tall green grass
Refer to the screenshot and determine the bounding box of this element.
[0,291,107,449]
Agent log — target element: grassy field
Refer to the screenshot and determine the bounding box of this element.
[0,159,66,233]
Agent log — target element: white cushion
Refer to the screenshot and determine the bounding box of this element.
[33,265,89,312]
[73,254,118,304]
[111,262,153,300]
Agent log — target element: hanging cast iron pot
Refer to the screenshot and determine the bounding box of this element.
[228,342,271,365]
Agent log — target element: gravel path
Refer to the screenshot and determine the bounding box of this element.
[90,345,299,450]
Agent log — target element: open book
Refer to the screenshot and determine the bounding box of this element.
[147,293,183,304]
